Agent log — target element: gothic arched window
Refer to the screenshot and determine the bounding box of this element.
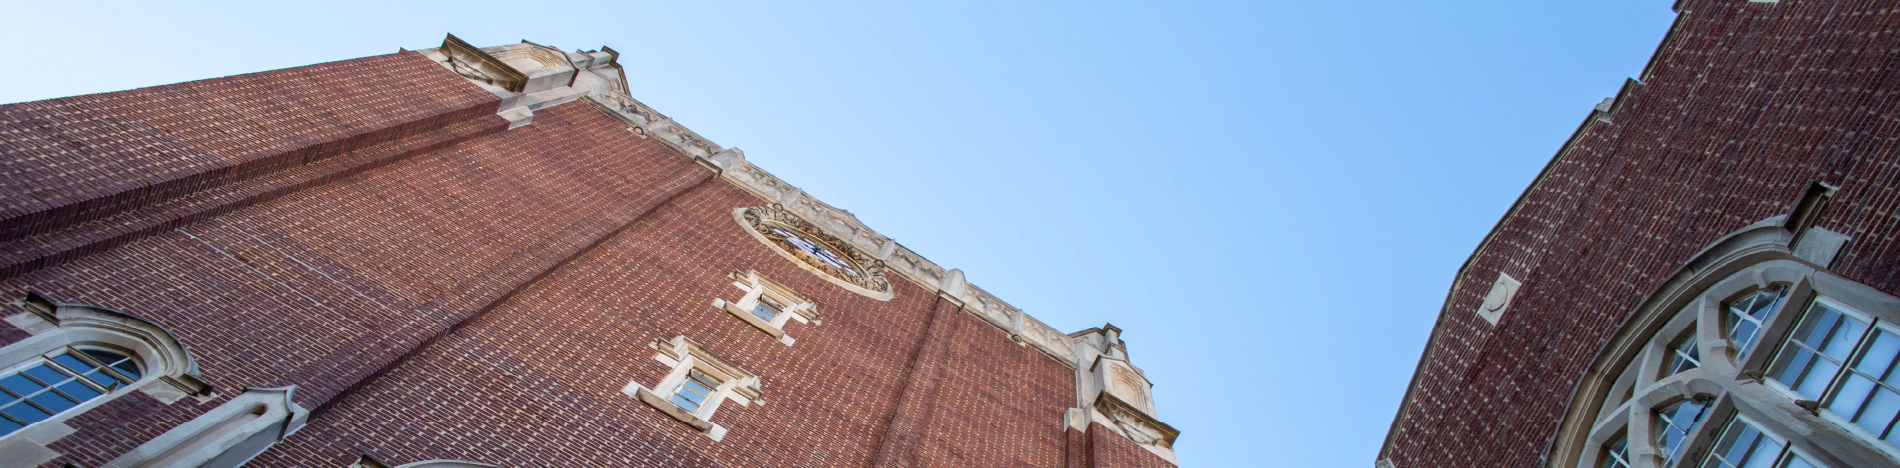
[1549,218,1900,468]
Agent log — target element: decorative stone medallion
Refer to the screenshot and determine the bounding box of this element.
[1475,273,1520,325]
[736,205,892,300]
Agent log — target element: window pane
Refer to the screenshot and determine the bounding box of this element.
[1732,320,1762,356]
[1705,418,1783,468]
[50,354,95,373]
[1831,373,1877,421]
[0,375,44,397]
[1728,288,1787,361]
[1779,455,1817,468]
[1603,437,1631,468]
[1852,387,1900,438]
[753,298,781,322]
[0,403,51,425]
[20,365,69,385]
[54,381,101,402]
[1863,331,1900,382]
[1811,308,1866,361]
[0,418,21,437]
[669,394,702,413]
[26,391,76,414]
[1670,335,1702,376]
[80,349,140,381]
[1657,400,1708,464]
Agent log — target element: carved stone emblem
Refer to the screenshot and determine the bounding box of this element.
[1475,273,1520,325]
[740,205,890,296]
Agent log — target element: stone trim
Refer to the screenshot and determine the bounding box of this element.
[103,386,307,468]
[711,270,818,345]
[1065,391,1180,464]
[439,34,526,93]
[621,336,761,441]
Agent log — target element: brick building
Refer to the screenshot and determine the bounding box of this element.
[1381,1,1900,468]
[0,34,1178,467]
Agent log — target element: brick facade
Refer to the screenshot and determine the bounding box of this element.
[1384,1,1900,466]
[0,43,1174,466]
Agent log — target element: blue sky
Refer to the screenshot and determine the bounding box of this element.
[0,1,1676,465]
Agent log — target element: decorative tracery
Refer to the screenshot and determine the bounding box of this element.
[737,205,891,299]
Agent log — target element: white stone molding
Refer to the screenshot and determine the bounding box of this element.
[418,34,628,129]
[621,336,761,441]
[711,270,819,346]
[0,293,213,468]
[102,386,306,468]
[733,205,894,301]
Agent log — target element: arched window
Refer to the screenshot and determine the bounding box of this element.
[1548,217,1900,468]
[0,292,207,467]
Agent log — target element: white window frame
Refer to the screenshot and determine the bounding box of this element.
[711,270,818,346]
[1763,296,1900,460]
[620,336,761,441]
[1704,414,1827,468]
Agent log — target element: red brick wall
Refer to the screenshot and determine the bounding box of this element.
[0,51,498,244]
[0,50,1150,466]
[3,98,709,466]
[241,173,1084,467]
[1387,1,1900,466]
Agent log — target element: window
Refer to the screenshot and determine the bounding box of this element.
[0,348,139,436]
[621,336,762,441]
[1727,287,1788,360]
[712,270,819,345]
[1768,297,1900,450]
[772,228,858,277]
[751,297,783,323]
[1602,436,1631,468]
[736,205,892,301]
[669,370,720,414]
[0,294,207,468]
[1655,399,1708,465]
[1667,328,1701,377]
[1703,417,1820,468]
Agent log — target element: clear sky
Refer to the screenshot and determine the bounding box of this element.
[0,1,1677,466]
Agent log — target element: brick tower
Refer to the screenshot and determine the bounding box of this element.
[0,34,1178,467]
[1383,1,1900,467]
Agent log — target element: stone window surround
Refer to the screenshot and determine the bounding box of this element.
[102,386,306,468]
[0,292,210,468]
[620,336,761,442]
[711,270,819,346]
[1549,216,1900,468]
